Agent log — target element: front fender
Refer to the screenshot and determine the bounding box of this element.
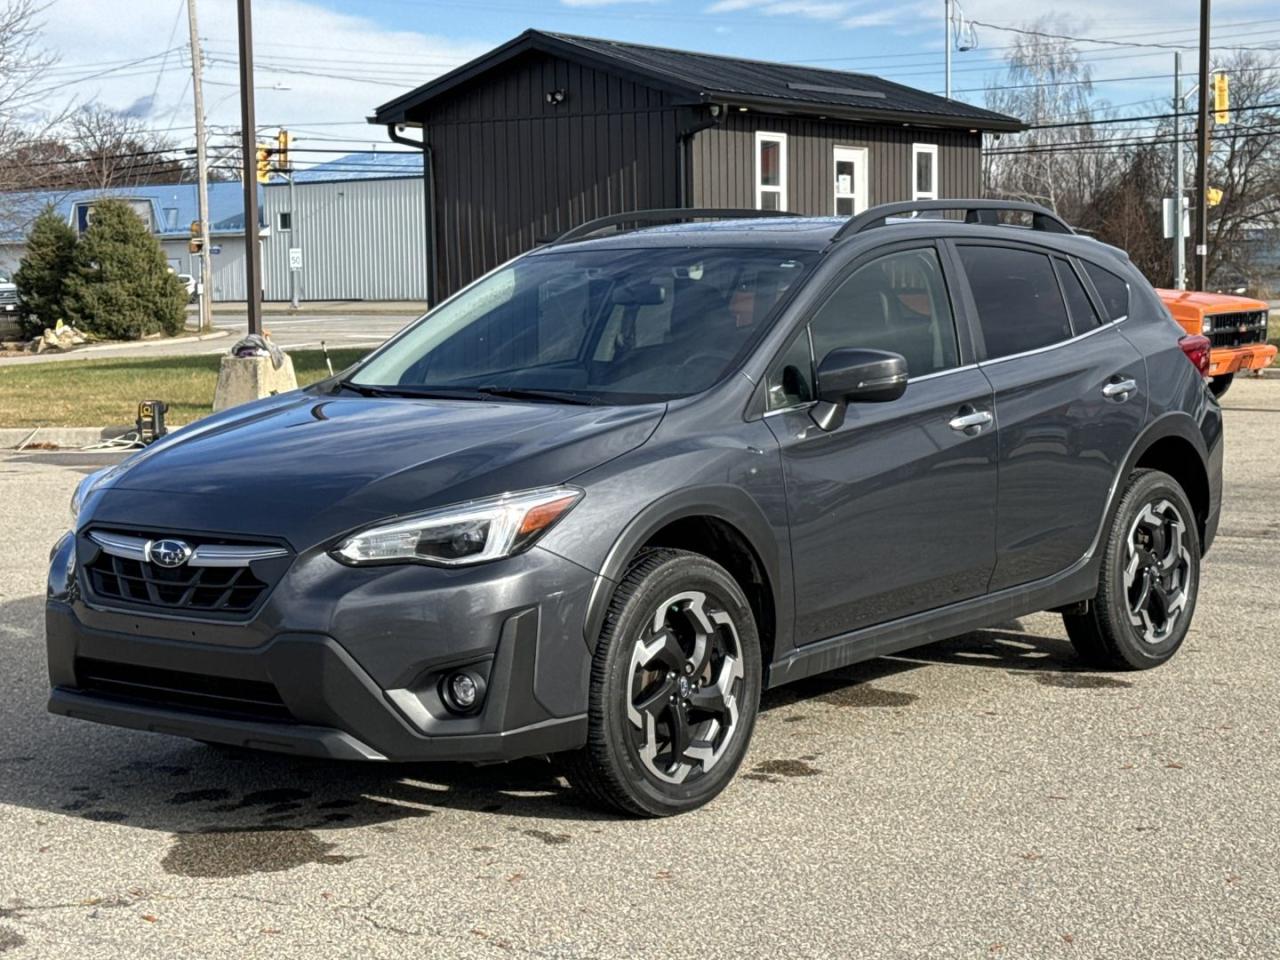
[577,483,791,652]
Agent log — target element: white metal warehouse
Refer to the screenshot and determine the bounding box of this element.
[0,152,427,304]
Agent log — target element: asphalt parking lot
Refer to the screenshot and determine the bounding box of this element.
[1,379,1277,959]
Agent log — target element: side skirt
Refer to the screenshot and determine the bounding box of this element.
[766,556,1098,689]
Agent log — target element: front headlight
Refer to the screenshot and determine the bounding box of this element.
[333,486,582,567]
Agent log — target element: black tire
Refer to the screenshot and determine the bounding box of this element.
[1064,469,1201,670]
[564,548,762,817]
[1209,373,1233,398]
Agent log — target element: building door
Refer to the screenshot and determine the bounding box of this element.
[832,146,868,216]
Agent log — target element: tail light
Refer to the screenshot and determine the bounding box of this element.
[1179,334,1211,378]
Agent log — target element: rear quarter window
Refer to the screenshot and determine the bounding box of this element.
[1082,261,1130,321]
[1054,257,1104,333]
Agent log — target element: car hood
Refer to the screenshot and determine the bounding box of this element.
[88,391,664,550]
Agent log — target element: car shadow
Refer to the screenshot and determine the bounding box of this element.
[0,594,617,836]
[761,622,1127,712]
[3,592,1118,840]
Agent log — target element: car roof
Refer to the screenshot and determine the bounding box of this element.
[534,216,845,253]
[533,215,1132,269]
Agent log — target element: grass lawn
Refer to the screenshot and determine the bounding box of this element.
[0,348,370,429]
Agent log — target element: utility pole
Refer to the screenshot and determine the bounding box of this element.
[1193,0,1211,290]
[944,0,952,99]
[186,0,213,332]
[236,0,263,336]
[1173,51,1186,290]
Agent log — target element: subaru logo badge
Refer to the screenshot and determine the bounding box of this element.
[146,538,193,568]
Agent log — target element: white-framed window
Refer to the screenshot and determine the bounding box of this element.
[912,143,938,201]
[755,131,787,211]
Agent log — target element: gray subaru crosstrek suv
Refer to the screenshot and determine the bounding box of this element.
[48,201,1222,817]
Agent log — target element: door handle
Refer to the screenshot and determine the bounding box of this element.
[1102,378,1138,399]
[948,409,993,433]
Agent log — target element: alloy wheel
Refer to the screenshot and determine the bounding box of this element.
[625,590,744,785]
[1123,498,1194,644]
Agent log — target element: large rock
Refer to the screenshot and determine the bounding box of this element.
[212,353,299,412]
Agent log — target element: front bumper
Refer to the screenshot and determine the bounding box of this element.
[46,536,596,763]
[1209,343,1277,377]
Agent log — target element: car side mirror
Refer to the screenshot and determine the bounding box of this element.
[811,348,909,431]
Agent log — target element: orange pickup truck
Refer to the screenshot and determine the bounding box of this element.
[1158,289,1275,397]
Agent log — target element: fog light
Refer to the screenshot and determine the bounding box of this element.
[442,671,484,714]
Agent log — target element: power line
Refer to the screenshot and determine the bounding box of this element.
[1025,99,1280,131]
[986,124,1278,156]
[971,19,1280,55]
[945,61,1280,96]
[793,16,1280,65]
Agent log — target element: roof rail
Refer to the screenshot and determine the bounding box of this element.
[830,199,1074,244]
[550,208,795,246]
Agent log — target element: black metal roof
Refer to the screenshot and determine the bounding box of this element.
[372,29,1024,132]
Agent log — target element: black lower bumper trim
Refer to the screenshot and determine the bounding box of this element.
[49,687,587,763]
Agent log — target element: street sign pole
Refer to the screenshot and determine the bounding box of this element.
[1173,52,1186,290]
[236,0,263,336]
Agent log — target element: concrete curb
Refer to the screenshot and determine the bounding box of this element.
[61,329,230,355]
[1,425,136,450]
[0,329,229,365]
[205,302,426,318]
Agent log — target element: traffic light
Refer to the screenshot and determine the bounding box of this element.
[1207,186,1223,207]
[275,129,291,173]
[188,219,203,253]
[255,145,274,184]
[1214,72,1230,125]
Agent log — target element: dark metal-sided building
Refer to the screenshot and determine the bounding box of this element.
[372,30,1023,302]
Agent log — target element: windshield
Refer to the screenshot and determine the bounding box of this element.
[349,246,816,403]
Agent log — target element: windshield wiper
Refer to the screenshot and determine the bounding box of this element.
[338,380,599,405]
[337,380,486,400]
[474,386,600,406]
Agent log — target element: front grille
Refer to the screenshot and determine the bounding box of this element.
[87,552,270,613]
[75,657,292,722]
[1207,310,1267,349]
[0,290,17,304]
[82,528,290,618]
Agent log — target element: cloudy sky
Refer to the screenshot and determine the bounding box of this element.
[26,0,1280,163]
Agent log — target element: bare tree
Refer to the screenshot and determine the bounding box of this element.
[0,0,67,224]
[1078,145,1171,284]
[983,19,1117,224]
[65,104,185,190]
[1202,50,1280,291]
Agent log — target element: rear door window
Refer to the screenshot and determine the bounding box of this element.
[1054,257,1104,333]
[1082,261,1130,321]
[958,245,1073,360]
